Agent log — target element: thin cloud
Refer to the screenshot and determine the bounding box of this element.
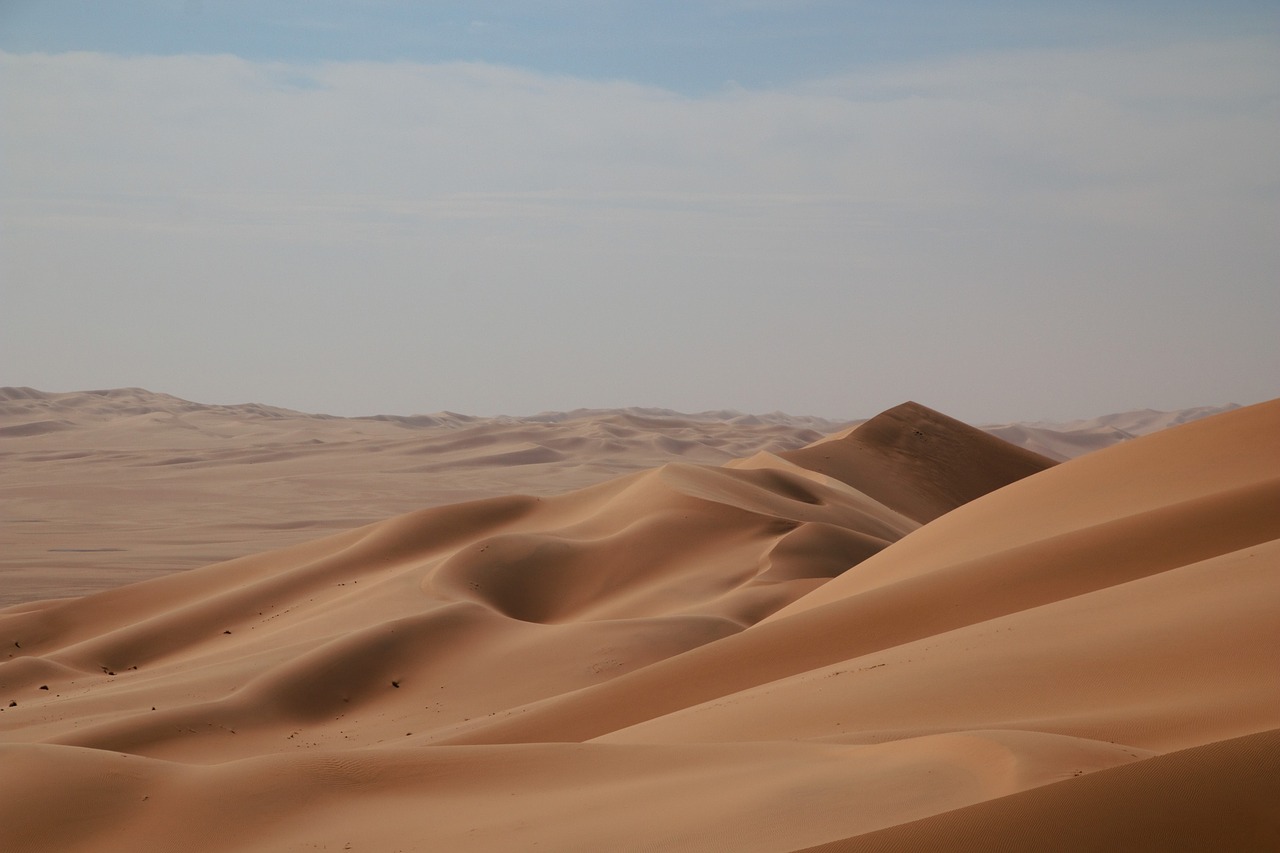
[1,39,1277,419]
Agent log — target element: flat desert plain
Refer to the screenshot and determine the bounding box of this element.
[1,388,1276,851]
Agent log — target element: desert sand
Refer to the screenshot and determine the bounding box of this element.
[1,389,1276,851]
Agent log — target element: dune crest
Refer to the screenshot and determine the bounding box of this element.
[2,396,1277,850]
[779,400,1056,522]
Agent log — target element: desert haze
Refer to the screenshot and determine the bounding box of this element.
[1,388,1276,851]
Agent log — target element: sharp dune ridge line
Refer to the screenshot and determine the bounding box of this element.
[0,390,1276,851]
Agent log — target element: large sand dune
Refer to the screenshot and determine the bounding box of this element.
[1,392,1275,850]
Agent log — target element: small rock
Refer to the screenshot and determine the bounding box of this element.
[39,685,48,691]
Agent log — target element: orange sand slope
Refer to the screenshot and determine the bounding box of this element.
[2,399,1278,851]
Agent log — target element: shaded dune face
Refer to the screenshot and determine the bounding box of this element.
[2,398,1278,851]
[780,401,1057,523]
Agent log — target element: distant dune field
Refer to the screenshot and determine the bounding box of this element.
[1,388,1274,851]
[0,387,1230,605]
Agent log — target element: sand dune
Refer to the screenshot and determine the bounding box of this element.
[1,391,1276,850]
[799,727,1280,852]
[777,401,1055,522]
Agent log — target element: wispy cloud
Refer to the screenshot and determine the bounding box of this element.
[7,42,1274,218]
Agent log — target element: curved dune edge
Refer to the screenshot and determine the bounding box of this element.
[1,398,1277,851]
[793,727,1280,852]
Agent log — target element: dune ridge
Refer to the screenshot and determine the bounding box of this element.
[2,394,1276,850]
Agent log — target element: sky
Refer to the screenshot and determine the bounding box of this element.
[2,1,1278,423]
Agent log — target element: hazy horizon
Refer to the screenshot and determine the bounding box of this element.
[1,382,1249,430]
[3,2,1277,424]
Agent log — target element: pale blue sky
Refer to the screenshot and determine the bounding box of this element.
[3,2,1276,91]
[2,2,1278,421]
